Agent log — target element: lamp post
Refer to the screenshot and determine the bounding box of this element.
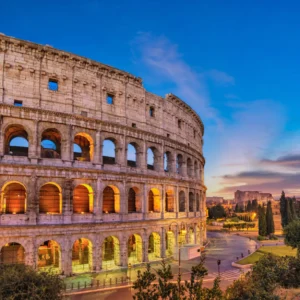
[217,259,221,276]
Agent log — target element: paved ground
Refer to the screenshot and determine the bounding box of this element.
[69,231,256,299]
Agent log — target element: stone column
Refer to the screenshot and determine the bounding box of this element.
[25,237,36,268]
[120,239,128,267]
[61,248,73,276]
[143,183,148,219]
[143,235,149,262]
[161,184,165,219]
[161,227,166,258]
[27,174,38,224]
[93,131,101,165]
[29,121,38,159]
[62,125,73,162]
[94,177,102,222]
[92,239,101,272]
[63,179,73,224]
[175,185,179,217]
[0,48,6,103]
[116,136,126,167]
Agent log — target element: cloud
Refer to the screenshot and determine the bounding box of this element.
[261,154,300,168]
[205,69,235,86]
[132,32,226,125]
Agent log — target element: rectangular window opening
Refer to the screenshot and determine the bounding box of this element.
[167,133,170,138]
[178,120,182,129]
[48,79,58,91]
[132,123,137,128]
[81,111,87,117]
[14,100,23,107]
[106,94,114,105]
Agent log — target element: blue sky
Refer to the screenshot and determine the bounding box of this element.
[2,0,300,199]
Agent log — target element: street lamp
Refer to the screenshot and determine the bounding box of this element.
[217,259,221,276]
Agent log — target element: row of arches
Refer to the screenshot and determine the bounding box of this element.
[1,182,203,214]
[5,124,203,179]
[1,228,200,273]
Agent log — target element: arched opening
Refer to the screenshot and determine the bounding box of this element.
[1,182,26,214]
[103,186,120,214]
[147,147,155,170]
[179,191,186,212]
[179,227,187,246]
[5,125,29,156]
[72,238,93,273]
[127,143,137,167]
[164,151,172,172]
[188,227,195,244]
[189,192,195,212]
[128,234,143,264]
[196,225,201,244]
[149,106,155,117]
[194,161,199,178]
[187,158,193,177]
[0,242,25,264]
[102,236,120,270]
[196,193,200,212]
[39,183,62,214]
[148,232,161,261]
[148,188,160,212]
[166,231,175,257]
[128,187,137,213]
[176,154,183,175]
[41,128,61,158]
[165,190,175,212]
[73,184,94,213]
[73,133,94,162]
[37,240,61,273]
[102,139,116,164]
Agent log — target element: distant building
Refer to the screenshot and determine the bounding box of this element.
[234,190,274,205]
[206,197,224,204]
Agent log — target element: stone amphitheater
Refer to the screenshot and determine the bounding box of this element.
[0,34,206,275]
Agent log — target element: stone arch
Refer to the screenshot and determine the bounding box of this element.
[189,192,195,212]
[102,137,117,164]
[194,161,199,178]
[73,184,94,213]
[40,128,61,159]
[166,230,175,257]
[179,225,187,246]
[1,181,27,214]
[128,234,143,264]
[196,225,201,244]
[148,232,161,261]
[147,146,159,171]
[0,242,25,264]
[188,227,195,244]
[164,151,172,172]
[37,240,61,273]
[39,182,62,214]
[187,157,193,177]
[128,187,139,213]
[196,193,200,212]
[165,190,175,212]
[127,142,137,167]
[179,190,186,212]
[176,154,184,175]
[103,185,120,213]
[4,124,29,156]
[102,236,121,270]
[72,238,93,273]
[148,188,160,212]
[73,132,94,162]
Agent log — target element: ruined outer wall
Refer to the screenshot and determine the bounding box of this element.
[0,35,206,274]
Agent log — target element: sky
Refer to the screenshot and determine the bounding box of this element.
[2,0,300,199]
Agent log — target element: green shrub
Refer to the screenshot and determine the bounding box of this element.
[269,235,278,240]
[257,235,267,241]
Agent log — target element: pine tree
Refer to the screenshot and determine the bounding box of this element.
[235,203,239,213]
[287,198,296,225]
[258,204,267,236]
[291,197,298,220]
[246,200,252,212]
[266,201,275,235]
[252,199,258,212]
[280,191,288,227]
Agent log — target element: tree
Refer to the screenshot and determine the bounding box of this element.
[208,204,226,219]
[0,264,64,300]
[246,200,251,212]
[280,191,288,227]
[284,220,300,259]
[286,197,295,225]
[251,199,258,212]
[234,203,239,213]
[266,201,275,236]
[290,197,297,220]
[258,204,267,236]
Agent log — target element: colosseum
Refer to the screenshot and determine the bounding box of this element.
[0,34,206,275]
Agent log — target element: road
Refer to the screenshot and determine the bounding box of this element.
[70,231,257,299]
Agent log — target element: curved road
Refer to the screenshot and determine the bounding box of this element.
[70,232,257,299]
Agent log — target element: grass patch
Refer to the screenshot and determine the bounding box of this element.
[237,245,296,265]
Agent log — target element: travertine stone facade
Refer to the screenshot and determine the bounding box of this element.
[0,34,206,275]
[235,190,274,205]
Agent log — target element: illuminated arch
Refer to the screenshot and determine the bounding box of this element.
[0,242,25,264]
[73,184,94,213]
[128,234,143,264]
[39,182,62,214]
[166,230,175,257]
[179,191,186,212]
[148,232,161,261]
[165,190,175,212]
[103,185,120,214]
[73,133,94,162]
[37,240,61,273]
[1,181,26,214]
[148,188,160,212]
[72,238,93,273]
[102,236,120,270]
